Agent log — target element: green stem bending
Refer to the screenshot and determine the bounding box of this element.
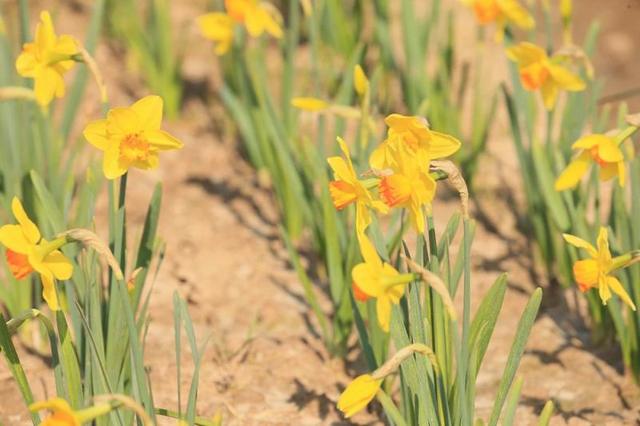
[155,407,219,426]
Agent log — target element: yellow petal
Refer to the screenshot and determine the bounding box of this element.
[327,157,354,183]
[506,42,546,67]
[130,95,163,130]
[355,202,371,236]
[497,0,535,29]
[103,146,127,180]
[145,129,183,150]
[11,197,41,244]
[83,119,109,151]
[40,272,60,311]
[35,11,56,52]
[540,78,558,110]
[357,233,382,267]
[257,3,283,38]
[606,276,636,311]
[376,296,392,332]
[562,233,597,257]
[598,275,612,305]
[572,134,607,150]
[43,250,73,280]
[554,152,590,191]
[597,138,624,162]
[409,198,426,234]
[596,227,611,262]
[198,12,234,39]
[244,6,266,37]
[547,63,585,91]
[290,97,328,111]
[352,263,382,298]
[107,107,140,136]
[337,375,381,418]
[353,65,368,96]
[54,34,78,58]
[15,49,38,77]
[429,131,462,159]
[0,224,33,254]
[34,67,62,106]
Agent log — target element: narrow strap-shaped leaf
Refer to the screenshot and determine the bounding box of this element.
[488,288,543,426]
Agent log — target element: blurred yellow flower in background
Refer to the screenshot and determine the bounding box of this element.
[507,42,585,109]
[352,235,413,331]
[0,198,72,311]
[463,0,534,39]
[225,0,283,38]
[555,134,626,190]
[563,227,636,310]
[291,97,329,111]
[328,137,388,235]
[337,374,381,418]
[15,11,78,106]
[197,13,234,55]
[84,95,183,179]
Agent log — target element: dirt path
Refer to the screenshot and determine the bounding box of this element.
[2,0,640,425]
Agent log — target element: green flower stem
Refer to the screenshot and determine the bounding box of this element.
[382,273,417,290]
[614,125,638,145]
[75,402,113,423]
[155,407,219,426]
[376,389,408,426]
[35,236,68,259]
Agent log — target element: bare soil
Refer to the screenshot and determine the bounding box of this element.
[1,0,640,425]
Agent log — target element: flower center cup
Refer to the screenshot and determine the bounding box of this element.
[120,133,150,164]
[6,249,34,280]
[589,145,608,166]
[520,63,549,91]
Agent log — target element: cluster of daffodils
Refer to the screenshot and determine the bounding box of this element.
[0,10,184,421]
[197,0,282,55]
[327,114,460,331]
[464,0,640,311]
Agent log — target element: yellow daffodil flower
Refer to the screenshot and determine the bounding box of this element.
[563,227,636,310]
[378,143,437,234]
[225,0,283,39]
[0,198,72,311]
[30,397,113,426]
[337,374,382,418]
[370,114,461,170]
[463,0,534,39]
[197,13,235,55]
[507,42,585,109]
[328,137,388,235]
[15,11,78,106]
[291,97,329,111]
[352,235,413,332]
[555,134,625,190]
[83,95,183,179]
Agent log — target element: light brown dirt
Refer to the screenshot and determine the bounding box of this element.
[1,0,640,425]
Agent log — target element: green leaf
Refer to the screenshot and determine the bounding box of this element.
[488,288,542,426]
